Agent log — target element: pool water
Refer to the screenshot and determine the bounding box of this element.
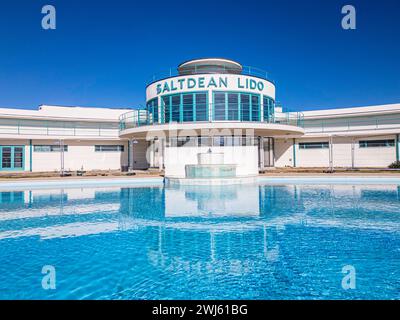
[0,181,399,299]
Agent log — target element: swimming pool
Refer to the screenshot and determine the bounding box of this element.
[0,178,399,299]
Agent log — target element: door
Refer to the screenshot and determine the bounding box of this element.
[132,140,149,169]
[261,138,274,168]
[0,146,25,171]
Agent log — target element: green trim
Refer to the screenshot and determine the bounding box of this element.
[127,140,131,168]
[212,90,260,121]
[0,145,25,171]
[161,91,209,123]
[29,139,32,172]
[397,134,400,161]
[293,139,297,167]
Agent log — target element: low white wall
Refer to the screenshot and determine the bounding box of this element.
[164,146,259,178]
[30,140,128,172]
[354,135,396,167]
[290,135,397,168]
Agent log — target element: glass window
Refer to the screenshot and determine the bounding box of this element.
[162,96,171,123]
[182,94,194,122]
[171,95,180,122]
[240,94,250,121]
[359,140,395,148]
[227,93,239,120]
[214,92,226,120]
[263,96,275,122]
[95,145,124,152]
[146,98,158,124]
[13,147,23,168]
[34,145,68,152]
[1,147,11,168]
[299,142,329,149]
[251,95,260,121]
[196,93,208,121]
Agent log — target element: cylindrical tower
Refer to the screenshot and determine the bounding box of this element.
[145,58,276,124]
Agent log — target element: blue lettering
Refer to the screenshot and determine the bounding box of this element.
[188,78,196,89]
[207,77,217,88]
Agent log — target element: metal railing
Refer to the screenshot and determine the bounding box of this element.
[119,105,304,131]
[303,116,400,133]
[146,65,272,85]
[0,119,119,137]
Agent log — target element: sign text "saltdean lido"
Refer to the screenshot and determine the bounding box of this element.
[156,76,266,95]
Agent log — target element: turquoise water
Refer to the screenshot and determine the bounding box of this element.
[0,181,399,299]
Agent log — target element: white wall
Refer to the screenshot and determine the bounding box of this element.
[30,140,128,172]
[278,135,398,168]
[164,146,259,178]
[295,138,330,168]
[274,139,294,167]
[354,135,396,167]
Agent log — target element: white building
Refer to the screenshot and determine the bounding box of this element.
[1,58,400,174]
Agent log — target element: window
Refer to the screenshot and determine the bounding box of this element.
[241,94,250,121]
[214,92,226,120]
[146,98,158,124]
[227,93,239,120]
[171,95,180,122]
[162,92,208,123]
[299,142,329,149]
[195,93,208,121]
[263,96,275,122]
[34,145,68,152]
[359,140,395,148]
[0,146,25,171]
[251,95,260,121]
[162,96,171,123]
[95,145,124,152]
[182,94,194,122]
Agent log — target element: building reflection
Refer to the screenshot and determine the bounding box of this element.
[0,183,399,277]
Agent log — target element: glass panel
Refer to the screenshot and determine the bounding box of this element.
[227,93,239,120]
[2,147,11,168]
[95,145,124,152]
[195,93,207,121]
[146,98,158,124]
[240,94,250,121]
[251,95,260,121]
[263,96,274,122]
[299,142,329,149]
[162,96,171,123]
[182,94,194,122]
[171,95,180,122]
[359,140,395,148]
[13,147,23,168]
[34,145,67,152]
[214,93,226,120]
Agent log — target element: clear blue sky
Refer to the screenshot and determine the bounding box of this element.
[0,0,399,111]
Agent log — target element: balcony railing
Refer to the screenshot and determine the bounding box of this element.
[146,65,273,86]
[119,105,304,131]
[303,117,400,133]
[0,119,119,137]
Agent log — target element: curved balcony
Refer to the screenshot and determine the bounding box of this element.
[119,105,304,135]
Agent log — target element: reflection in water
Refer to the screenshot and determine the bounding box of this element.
[0,183,399,299]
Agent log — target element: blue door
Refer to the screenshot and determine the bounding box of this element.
[0,146,25,171]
